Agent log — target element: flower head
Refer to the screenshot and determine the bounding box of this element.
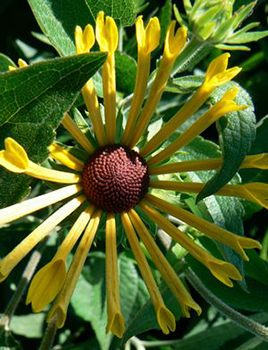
[0,12,265,339]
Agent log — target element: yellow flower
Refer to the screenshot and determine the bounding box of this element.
[0,12,265,339]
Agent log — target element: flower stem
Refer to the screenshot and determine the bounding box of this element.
[185,268,268,342]
[171,37,211,76]
[0,237,48,333]
[39,316,58,350]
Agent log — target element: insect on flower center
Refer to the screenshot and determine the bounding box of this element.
[81,144,150,212]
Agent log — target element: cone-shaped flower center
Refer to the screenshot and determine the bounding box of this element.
[81,144,149,212]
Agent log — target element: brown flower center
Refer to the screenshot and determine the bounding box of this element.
[81,144,150,213]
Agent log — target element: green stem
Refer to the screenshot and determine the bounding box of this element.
[185,268,268,342]
[39,316,58,350]
[171,37,211,76]
[0,238,48,333]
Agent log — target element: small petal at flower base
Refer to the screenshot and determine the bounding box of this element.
[0,11,265,340]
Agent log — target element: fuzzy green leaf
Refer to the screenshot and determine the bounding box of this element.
[227,31,268,44]
[28,0,136,56]
[0,53,15,72]
[0,52,107,208]
[187,251,268,313]
[197,82,256,202]
[115,52,137,95]
[170,313,268,350]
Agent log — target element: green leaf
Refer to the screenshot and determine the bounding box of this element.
[240,115,268,185]
[10,314,45,339]
[79,252,112,350]
[28,0,136,56]
[166,75,203,94]
[115,52,137,95]
[0,53,15,72]
[187,253,268,313]
[170,313,268,350]
[0,52,107,208]
[197,82,256,202]
[170,136,246,281]
[72,252,148,350]
[158,0,172,48]
[227,31,268,44]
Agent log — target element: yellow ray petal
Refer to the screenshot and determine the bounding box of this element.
[75,24,95,54]
[128,209,201,318]
[147,87,247,166]
[0,137,28,172]
[26,161,81,183]
[74,24,106,146]
[128,23,187,148]
[49,143,84,171]
[96,11,118,144]
[121,16,160,145]
[0,138,81,183]
[204,53,241,88]
[139,201,242,287]
[150,180,268,210]
[61,114,95,154]
[106,213,125,338]
[96,11,118,53]
[140,56,241,158]
[0,195,86,282]
[0,184,81,226]
[145,193,261,260]
[121,212,176,333]
[26,206,93,312]
[82,80,107,146]
[46,209,102,328]
[217,182,268,210]
[26,259,66,312]
[149,153,268,175]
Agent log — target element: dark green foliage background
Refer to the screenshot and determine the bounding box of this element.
[0,0,268,349]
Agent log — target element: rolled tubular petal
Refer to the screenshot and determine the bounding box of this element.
[127,210,201,318]
[9,58,28,71]
[145,194,261,260]
[0,139,81,181]
[47,209,102,328]
[96,11,118,53]
[217,182,268,210]
[148,87,247,166]
[128,22,187,148]
[61,114,95,154]
[75,24,95,54]
[106,213,125,338]
[26,206,94,312]
[96,11,118,144]
[0,184,82,226]
[0,195,86,282]
[149,153,268,175]
[0,137,28,172]
[26,161,81,183]
[49,143,84,171]
[82,81,107,146]
[136,16,161,54]
[139,201,242,287]
[150,180,268,210]
[121,212,176,333]
[240,154,268,169]
[75,23,106,146]
[18,58,28,68]
[204,53,241,88]
[121,16,160,145]
[140,54,242,158]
